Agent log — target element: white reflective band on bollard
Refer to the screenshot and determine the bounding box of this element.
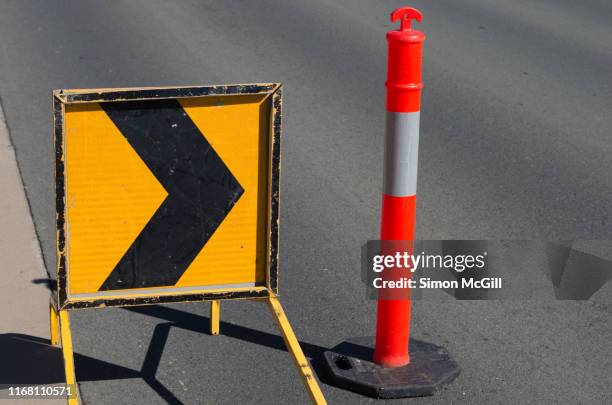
[383,111,420,197]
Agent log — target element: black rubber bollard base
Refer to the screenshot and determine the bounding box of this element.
[322,336,460,398]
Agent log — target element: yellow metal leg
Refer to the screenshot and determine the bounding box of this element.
[59,310,80,405]
[50,304,60,346]
[210,300,220,335]
[266,295,326,405]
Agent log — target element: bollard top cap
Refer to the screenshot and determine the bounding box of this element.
[387,7,426,43]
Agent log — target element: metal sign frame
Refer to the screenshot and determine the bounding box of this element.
[53,84,281,311]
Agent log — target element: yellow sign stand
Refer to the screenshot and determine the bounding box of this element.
[51,84,326,404]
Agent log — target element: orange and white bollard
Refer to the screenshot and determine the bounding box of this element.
[374,6,425,368]
[322,6,461,398]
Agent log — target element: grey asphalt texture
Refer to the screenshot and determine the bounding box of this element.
[1,0,611,404]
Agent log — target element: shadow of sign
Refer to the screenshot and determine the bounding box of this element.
[0,333,139,387]
[1,305,333,404]
[124,305,333,387]
[0,332,178,403]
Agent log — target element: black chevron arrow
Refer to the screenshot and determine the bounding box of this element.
[98,99,243,291]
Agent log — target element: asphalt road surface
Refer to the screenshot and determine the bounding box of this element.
[1,0,611,404]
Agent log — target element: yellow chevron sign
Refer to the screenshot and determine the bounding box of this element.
[54,85,281,308]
